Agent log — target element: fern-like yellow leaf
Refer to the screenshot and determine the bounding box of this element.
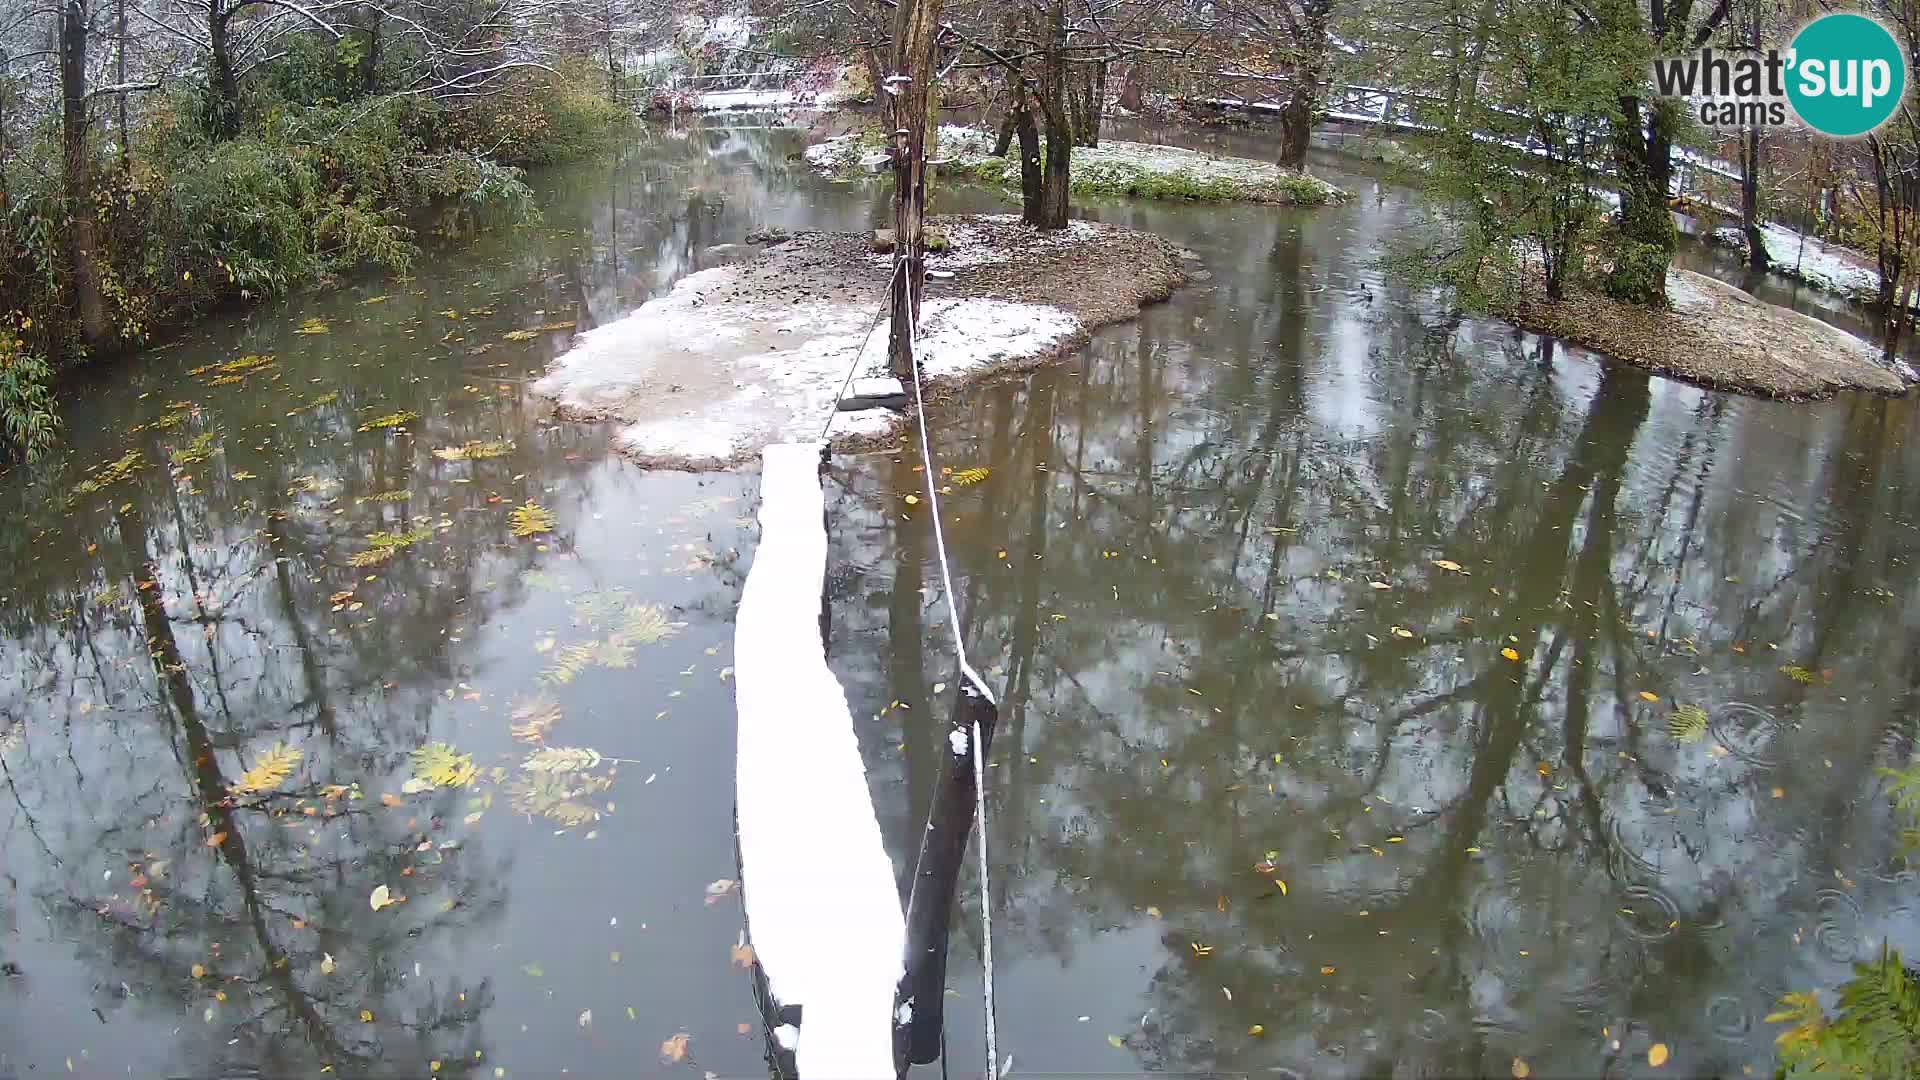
[520,746,604,774]
[951,466,990,486]
[541,642,598,685]
[620,603,680,644]
[1668,704,1708,743]
[509,696,561,744]
[510,501,555,538]
[231,743,303,795]
[410,742,478,788]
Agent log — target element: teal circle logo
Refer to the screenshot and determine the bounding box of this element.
[1786,13,1906,137]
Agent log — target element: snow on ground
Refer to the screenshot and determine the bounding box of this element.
[937,124,1344,199]
[735,440,904,1077]
[693,87,860,111]
[532,262,1080,467]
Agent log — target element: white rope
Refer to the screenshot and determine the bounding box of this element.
[902,260,1000,1078]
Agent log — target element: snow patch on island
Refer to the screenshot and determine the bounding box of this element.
[533,261,1079,467]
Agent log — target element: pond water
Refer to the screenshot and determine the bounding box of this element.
[2,118,1917,1080]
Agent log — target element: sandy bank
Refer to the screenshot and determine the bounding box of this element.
[532,215,1187,468]
[805,126,1348,206]
[1498,267,1912,400]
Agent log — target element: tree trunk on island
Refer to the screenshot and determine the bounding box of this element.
[1605,93,1676,307]
[1014,94,1042,225]
[884,0,943,380]
[1741,124,1767,273]
[1276,0,1331,171]
[1030,0,1072,231]
[61,0,110,351]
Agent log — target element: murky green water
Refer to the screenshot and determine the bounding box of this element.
[3,118,1917,1079]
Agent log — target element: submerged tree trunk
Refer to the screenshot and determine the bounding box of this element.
[1741,124,1767,272]
[61,0,110,350]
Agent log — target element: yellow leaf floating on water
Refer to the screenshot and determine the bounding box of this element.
[433,440,513,461]
[294,318,330,335]
[521,746,605,774]
[509,696,561,744]
[411,742,478,788]
[1390,626,1414,639]
[1639,691,1661,703]
[231,743,302,796]
[192,963,206,978]
[903,494,920,505]
[1648,1043,1669,1067]
[661,1033,691,1063]
[1107,1035,1126,1049]
[1668,704,1708,742]
[1501,647,1521,661]
[370,885,395,911]
[1511,1059,1531,1079]
[952,467,990,486]
[1247,1024,1265,1037]
[321,953,336,975]
[358,410,418,432]
[1432,559,1464,572]
[509,501,555,538]
[360,1009,374,1023]
[541,643,597,685]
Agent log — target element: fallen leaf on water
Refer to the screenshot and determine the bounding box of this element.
[1107,1035,1125,1049]
[1648,1043,1669,1067]
[361,1009,374,1023]
[191,963,206,978]
[1320,965,1336,975]
[523,963,544,977]
[661,1033,690,1062]
[369,884,397,911]
[738,1023,752,1035]
[321,953,335,975]
[578,1009,592,1028]
[1511,1059,1530,1079]
[1639,691,1660,703]
[903,494,920,505]
[1369,581,1391,590]
[704,879,737,905]
[1276,879,1288,896]
[1501,647,1521,661]
[1390,626,1414,639]
[1247,1024,1265,1037]
[1432,559,1464,572]
[1145,906,1161,918]
[205,832,227,848]
[510,501,556,538]
[731,942,756,968]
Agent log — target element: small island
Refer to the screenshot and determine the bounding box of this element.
[533,215,1189,469]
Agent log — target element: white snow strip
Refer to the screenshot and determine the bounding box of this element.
[735,442,904,1079]
[533,260,1080,465]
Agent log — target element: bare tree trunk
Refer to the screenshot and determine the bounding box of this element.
[1031,0,1071,230]
[1014,93,1042,224]
[62,0,110,350]
[1741,124,1767,272]
[884,0,943,379]
[992,110,1014,156]
[364,8,383,96]
[114,0,127,170]
[208,1,239,138]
